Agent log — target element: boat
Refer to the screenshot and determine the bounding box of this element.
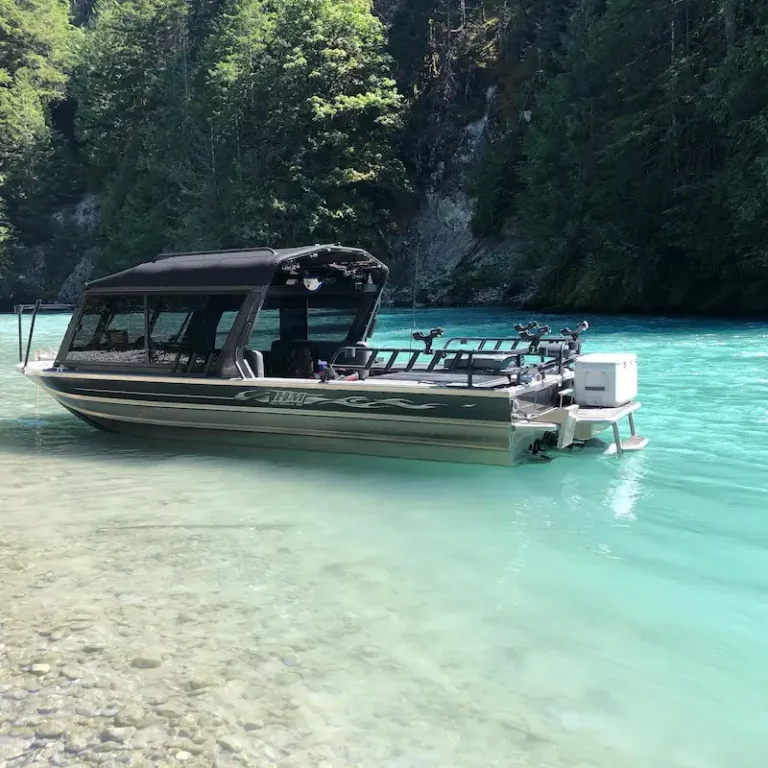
[16,244,647,465]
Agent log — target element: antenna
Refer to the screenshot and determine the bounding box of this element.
[409,244,421,350]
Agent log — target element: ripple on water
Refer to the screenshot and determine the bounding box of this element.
[1,310,768,767]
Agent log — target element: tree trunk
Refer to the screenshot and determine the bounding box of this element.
[724,0,736,50]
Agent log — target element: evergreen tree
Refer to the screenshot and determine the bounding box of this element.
[0,0,75,286]
[5,0,768,314]
[513,0,768,314]
[202,0,405,247]
[72,0,404,272]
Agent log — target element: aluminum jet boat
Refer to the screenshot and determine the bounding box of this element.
[17,245,647,465]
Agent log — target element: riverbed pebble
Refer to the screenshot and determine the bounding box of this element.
[131,654,162,669]
[216,735,242,753]
[61,666,82,680]
[114,706,144,727]
[155,704,183,720]
[102,726,135,743]
[36,721,65,739]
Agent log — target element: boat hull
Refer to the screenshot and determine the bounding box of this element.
[24,366,552,466]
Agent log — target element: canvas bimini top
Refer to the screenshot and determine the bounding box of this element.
[86,244,388,292]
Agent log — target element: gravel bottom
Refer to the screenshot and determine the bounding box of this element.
[0,500,411,768]
[0,449,649,768]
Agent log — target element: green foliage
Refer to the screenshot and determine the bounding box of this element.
[0,0,73,162]
[0,191,11,279]
[204,0,404,245]
[0,0,76,299]
[6,0,768,316]
[71,0,404,274]
[470,127,520,235]
[509,0,768,314]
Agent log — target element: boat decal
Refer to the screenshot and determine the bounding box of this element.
[234,390,447,410]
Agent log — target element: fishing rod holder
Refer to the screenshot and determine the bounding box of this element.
[412,327,444,354]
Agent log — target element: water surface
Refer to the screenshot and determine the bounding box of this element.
[1,309,767,767]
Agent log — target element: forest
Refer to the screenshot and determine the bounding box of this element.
[1,0,768,314]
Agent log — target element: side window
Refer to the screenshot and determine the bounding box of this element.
[307,304,359,341]
[65,296,146,364]
[216,311,239,350]
[148,294,245,373]
[246,299,363,348]
[64,294,246,372]
[248,308,280,350]
[147,297,200,368]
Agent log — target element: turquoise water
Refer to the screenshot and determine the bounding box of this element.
[1,309,768,767]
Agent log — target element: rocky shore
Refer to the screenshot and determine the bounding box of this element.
[0,479,367,768]
[0,603,318,768]
[0,431,618,768]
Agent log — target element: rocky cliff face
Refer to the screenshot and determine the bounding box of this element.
[5,94,522,310]
[385,87,523,307]
[1,195,98,310]
[11,104,523,310]
[55,195,98,303]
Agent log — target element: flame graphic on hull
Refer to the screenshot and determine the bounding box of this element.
[234,390,447,410]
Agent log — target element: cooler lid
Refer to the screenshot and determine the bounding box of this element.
[576,352,637,364]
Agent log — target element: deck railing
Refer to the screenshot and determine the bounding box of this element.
[328,339,577,388]
[15,301,74,366]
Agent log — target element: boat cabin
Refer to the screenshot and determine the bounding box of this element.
[55,245,388,379]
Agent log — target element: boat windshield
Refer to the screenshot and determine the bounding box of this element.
[63,293,247,373]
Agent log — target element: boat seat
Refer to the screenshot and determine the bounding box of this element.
[269,340,371,378]
[441,352,519,371]
[269,341,315,378]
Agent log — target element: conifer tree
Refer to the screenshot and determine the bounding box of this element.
[0,0,74,274]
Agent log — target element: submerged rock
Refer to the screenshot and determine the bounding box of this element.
[155,704,183,720]
[64,735,89,754]
[5,689,27,701]
[75,706,101,718]
[182,677,213,693]
[61,666,82,681]
[131,654,162,670]
[36,721,65,739]
[173,739,203,755]
[101,726,135,743]
[216,735,242,753]
[114,706,144,727]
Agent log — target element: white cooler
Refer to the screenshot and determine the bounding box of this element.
[574,352,637,407]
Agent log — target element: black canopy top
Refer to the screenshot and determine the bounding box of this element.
[86,244,387,292]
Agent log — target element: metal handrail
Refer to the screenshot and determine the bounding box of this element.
[444,335,579,363]
[21,300,41,368]
[327,344,570,388]
[443,336,524,352]
[15,302,75,366]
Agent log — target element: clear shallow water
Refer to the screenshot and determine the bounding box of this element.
[1,309,768,767]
